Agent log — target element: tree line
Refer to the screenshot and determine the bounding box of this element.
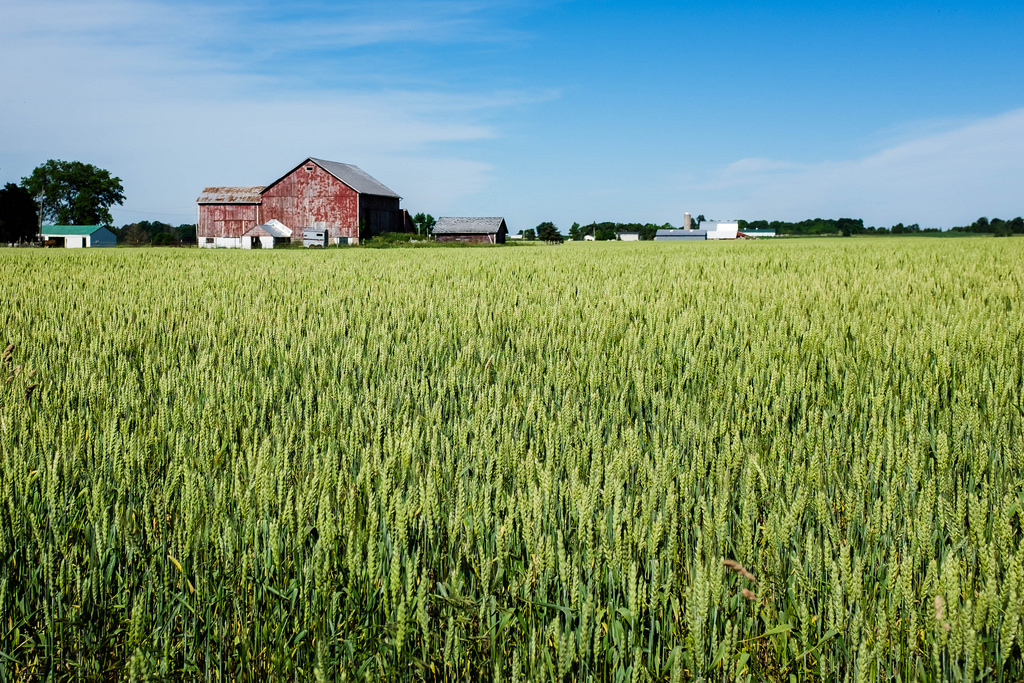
[949,216,1024,236]
[515,221,677,242]
[512,217,1024,241]
[741,217,1024,236]
[113,221,197,246]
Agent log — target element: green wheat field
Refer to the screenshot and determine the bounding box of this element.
[1,238,1022,681]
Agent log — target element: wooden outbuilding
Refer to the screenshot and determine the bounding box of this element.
[433,217,509,244]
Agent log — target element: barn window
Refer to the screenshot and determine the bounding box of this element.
[304,166,314,172]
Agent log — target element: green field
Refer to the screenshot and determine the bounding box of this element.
[1,239,1023,681]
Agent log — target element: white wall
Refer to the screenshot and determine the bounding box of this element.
[702,221,740,239]
[42,232,113,248]
[201,237,242,248]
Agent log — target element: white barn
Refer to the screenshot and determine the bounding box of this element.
[699,221,740,239]
[41,226,117,248]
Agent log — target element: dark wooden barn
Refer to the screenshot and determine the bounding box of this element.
[197,158,410,247]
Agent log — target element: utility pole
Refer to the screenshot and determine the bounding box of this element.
[37,189,44,245]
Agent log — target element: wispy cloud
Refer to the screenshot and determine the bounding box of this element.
[239,1,534,50]
[689,108,1024,227]
[0,0,550,222]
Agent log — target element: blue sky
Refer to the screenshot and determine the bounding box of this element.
[2,0,1022,231]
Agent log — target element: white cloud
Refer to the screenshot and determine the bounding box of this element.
[690,108,1024,227]
[0,0,544,224]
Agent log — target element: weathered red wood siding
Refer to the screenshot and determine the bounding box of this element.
[198,204,259,239]
[435,233,498,244]
[260,164,360,241]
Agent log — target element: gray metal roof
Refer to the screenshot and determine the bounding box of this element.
[196,186,265,204]
[306,158,399,198]
[656,229,708,236]
[655,229,708,241]
[433,217,507,234]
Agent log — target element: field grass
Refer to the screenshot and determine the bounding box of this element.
[1,239,1023,681]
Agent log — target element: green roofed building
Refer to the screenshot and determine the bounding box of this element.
[41,225,117,248]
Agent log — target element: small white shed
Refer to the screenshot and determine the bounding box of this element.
[242,219,292,249]
[41,225,117,248]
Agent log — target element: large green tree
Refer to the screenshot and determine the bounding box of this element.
[535,221,563,243]
[0,183,39,243]
[20,160,125,226]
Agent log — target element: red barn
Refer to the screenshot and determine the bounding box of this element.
[197,157,410,247]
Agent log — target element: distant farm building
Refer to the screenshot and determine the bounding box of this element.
[655,229,708,241]
[699,221,740,239]
[197,157,411,248]
[42,225,116,248]
[616,231,640,241]
[738,228,776,238]
[433,217,509,244]
[655,222,740,241]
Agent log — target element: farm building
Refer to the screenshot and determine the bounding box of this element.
[699,221,740,239]
[739,228,777,238]
[241,219,291,249]
[655,229,708,241]
[433,217,509,244]
[197,158,411,248]
[616,231,640,241]
[196,187,263,248]
[41,225,116,248]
